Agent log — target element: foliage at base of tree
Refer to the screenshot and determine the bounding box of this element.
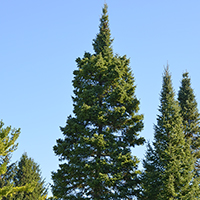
[0,154,17,200]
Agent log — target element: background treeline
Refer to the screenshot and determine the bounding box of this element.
[0,4,199,200]
[0,124,48,200]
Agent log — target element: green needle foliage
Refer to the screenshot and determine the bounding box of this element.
[0,120,19,199]
[0,121,34,199]
[140,67,199,200]
[0,155,17,200]
[10,153,47,200]
[178,72,200,176]
[52,4,144,199]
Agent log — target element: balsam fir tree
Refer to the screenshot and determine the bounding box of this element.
[12,153,47,200]
[52,4,144,199]
[178,72,200,176]
[140,67,199,200]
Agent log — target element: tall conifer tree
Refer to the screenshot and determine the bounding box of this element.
[52,4,144,199]
[178,72,200,176]
[140,67,199,199]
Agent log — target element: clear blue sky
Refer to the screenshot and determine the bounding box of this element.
[1,0,200,197]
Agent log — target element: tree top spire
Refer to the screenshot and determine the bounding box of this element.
[93,4,113,57]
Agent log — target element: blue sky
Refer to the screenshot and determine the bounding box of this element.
[1,0,200,197]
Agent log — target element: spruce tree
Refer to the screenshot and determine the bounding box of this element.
[52,4,144,199]
[140,67,199,200]
[11,153,47,200]
[178,72,200,176]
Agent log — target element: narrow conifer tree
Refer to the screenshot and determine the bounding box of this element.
[178,72,200,176]
[52,4,144,199]
[140,67,199,199]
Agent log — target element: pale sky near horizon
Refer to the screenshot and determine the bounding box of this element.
[1,0,200,197]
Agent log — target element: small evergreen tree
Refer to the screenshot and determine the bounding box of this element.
[178,72,200,176]
[52,4,144,199]
[12,153,47,200]
[140,67,199,199]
